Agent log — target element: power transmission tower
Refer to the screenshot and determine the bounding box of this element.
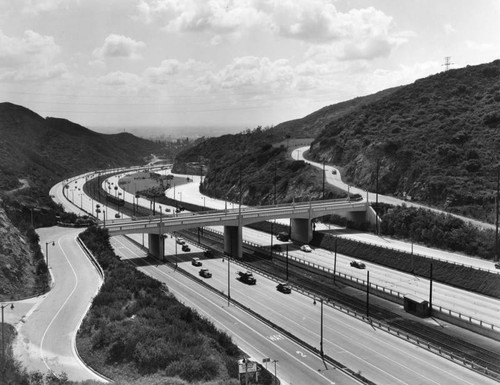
[442,56,454,71]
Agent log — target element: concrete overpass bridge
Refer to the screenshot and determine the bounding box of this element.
[103,198,377,259]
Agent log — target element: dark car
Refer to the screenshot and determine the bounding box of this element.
[276,282,292,294]
[276,232,289,241]
[114,213,120,218]
[238,271,257,285]
[182,244,191,252]
[191,258,202,266]
[199,268,212,278]
[350,260,366,269]
[495,263,500,269]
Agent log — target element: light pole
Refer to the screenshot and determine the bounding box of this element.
[313,298,324,358]
[45,241,55,267]
[272,359,279,385]
[1,303,14,369]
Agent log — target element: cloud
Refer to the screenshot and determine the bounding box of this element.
[137,0,404,60]
[144,59,214,87]
[20,0,73,15]
[444,23,456,35]
[98,71,142,86]
[136,0,265,35]
[92,34,146,61]
[0,29,67,81]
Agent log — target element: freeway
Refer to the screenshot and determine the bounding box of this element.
[86,166,500,329]
[111,234,499,385]
[239,226,500,328]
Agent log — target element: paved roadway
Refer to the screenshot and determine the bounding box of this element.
[112,234,498,385]
[96,167,500,329]
[292,146,497,232]
[11,226,105,382]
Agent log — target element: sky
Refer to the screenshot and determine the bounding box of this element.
[0,0,499,135]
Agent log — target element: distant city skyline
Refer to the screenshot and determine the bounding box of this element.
[0,0,499,131]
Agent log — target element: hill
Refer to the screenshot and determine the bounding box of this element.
[308,59,500,221]
[175,60,500,222]
[0,103,165,301]
[0,102,164,193]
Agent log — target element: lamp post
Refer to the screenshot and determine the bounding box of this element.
[313,298,324,358]
[45,241,55,267]
[272,359,279,385]
[1,303,14,369]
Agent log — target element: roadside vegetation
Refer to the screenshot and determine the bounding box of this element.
[77,225,242,385]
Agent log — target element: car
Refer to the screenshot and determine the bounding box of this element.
[300,245,312,252]
[238,271,257,285]
[350,260,366,269]
[495,263,500,269]
[276,282,292,294]
[276,232,289,241]
[191,258,202,266]
[331,169,337,175]
[176,238,185,245]
[114,213,120,218]
[199,268,212,278]
[272,244,283,252]
[182,244,191,252]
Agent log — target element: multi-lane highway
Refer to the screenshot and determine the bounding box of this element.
[47,163,500,383]
[111,234,499,385]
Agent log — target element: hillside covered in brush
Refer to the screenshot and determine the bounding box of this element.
[0,102,165,194]
[308,59,500,221]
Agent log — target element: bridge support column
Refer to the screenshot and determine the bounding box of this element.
[224,225,242,258]
[148,234,165,261]
[290,218,313,243]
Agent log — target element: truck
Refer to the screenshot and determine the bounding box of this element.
[238,271,257,285]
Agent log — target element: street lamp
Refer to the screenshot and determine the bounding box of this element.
[272,359,279,385]
[313,298,324,358]
[45,241,55,267]
[1,303,14,369]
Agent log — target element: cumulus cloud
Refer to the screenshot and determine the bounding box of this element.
[0,29,67,81]
[136,0,405,60]
[92,34,146,61]
[136,0,265,35]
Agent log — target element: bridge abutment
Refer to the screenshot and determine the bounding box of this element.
[224,225,243,258]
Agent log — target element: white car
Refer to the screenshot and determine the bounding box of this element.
[300,245,312,252]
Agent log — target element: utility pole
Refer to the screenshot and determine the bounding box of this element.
[322,160,326,200]
[429,263,433,316]
[366,271,370,318]
[442,56,454,71]
[375,158,380,235]
[333,237,338,283]
[496,168,499,262]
